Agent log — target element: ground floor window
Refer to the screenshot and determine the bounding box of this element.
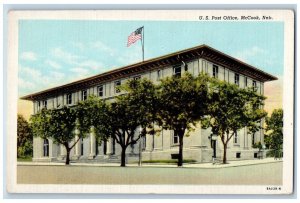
[172,131,179,145]
[43,139,49,157]
[103,140,107,155]
[142,135,146,151]
[95,139,99,155]
[112,138,116,154]
[233,132,238,144]
[81,138,84,156]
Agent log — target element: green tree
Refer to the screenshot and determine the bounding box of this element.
[264,109,283,153]
[110,78,158,167]
[76,95,111,154]
[203,78,267,164]
[30,106,88,165]
[78,79,158,167]
[157,72,209,166]
[17,114,33,158]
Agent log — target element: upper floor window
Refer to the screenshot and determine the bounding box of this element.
[37,101,41,111]
[56,97,61,108]
[213,65,219,78]
[234,132,238,144]
[157,69,161,81]
[82,90,87,101]
[184,62,188,72]
[134,75,141,80]
[234,73,240,86]
[173,64,182,77]
[115,81,121,93]
[252,80,257,89]
[98,85,104,97]
[67,93,72,105]
[43,100,47,109]
[245,77,248,87]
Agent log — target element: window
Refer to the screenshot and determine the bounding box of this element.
[37,101,41,111]
[234,73,240,86]
[112,138,116,154]
[173,64,181,77]
[43,139,49,157]
[98,85,104,97]
[142,136,146,151]
[245,77,248,87]
[56,97,61,108]
[184,62,188,71]
[236,152,241,158]
[134,75,141,80]
[82,90,87,101]
[254,153,258,158]
[81,138,84,156]
[67,93,72,105]
[213,65,219,78]
[252,80,257,90]
[103,140,107,155]
[115,81,121,93]
[95,139,99,155]
[43,100,47,109]
[172,131,179,145]
[234,132,238,144]
[252,133,255,146]
[157,70,161,81]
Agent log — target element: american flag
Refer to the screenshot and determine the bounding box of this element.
[127,27,143,47]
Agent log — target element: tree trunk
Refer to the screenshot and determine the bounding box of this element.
[120,147,127,167]
[65,148,70,165]
[178,133,184,167]
[222,143,227,164]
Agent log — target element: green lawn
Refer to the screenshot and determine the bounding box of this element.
[141,159,197,164]
[17,157,32,162]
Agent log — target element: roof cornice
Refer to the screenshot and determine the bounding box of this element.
[20,44,277,101]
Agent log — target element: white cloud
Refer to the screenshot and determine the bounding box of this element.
[19,65,42,79]
[20,51,38,61]
[91,41,116,56]
[45,60,62,69]
[71,42,85,50]
[235,46,266,63]
[19,64,67,93]
[70,67,90,76]
[49,71,65,79]
[18,77,35,89]
[76,60,104,71]
[51,47,82,64]
[117,45,142,65]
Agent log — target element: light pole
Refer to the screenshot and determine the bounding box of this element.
[138,126,142,167]
[211,133,218,164]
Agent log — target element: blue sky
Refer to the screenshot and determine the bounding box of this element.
[18,20,284,97]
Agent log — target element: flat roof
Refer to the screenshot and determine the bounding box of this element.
[21,44,277,101]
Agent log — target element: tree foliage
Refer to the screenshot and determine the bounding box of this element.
[79,79,158,167]
[156,72,210,166]
[30,106,89,165]
[264,109,283,151]
[17,114,33,158]
[202,78,267,163]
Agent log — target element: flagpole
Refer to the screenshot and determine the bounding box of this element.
[139,26,144,168]
[142,26,144,62]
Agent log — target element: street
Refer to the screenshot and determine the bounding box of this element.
[17,162,282,185]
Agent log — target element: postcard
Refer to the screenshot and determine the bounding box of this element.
[6,9,294,194]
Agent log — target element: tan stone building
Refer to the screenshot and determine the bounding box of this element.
[21,44,277,163]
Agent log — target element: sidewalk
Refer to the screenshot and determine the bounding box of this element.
[17,157,282,169]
